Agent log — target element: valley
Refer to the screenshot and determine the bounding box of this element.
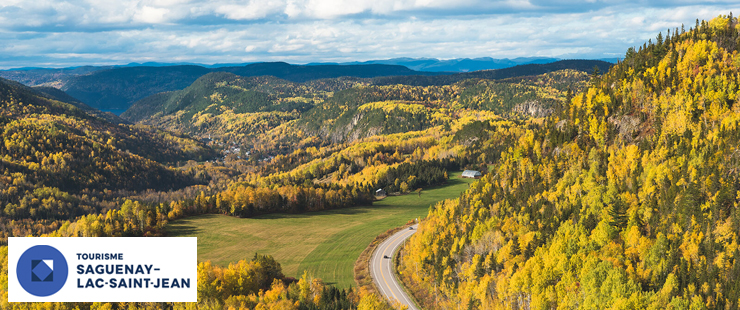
[167,171,476,288]
[1,13,739,310]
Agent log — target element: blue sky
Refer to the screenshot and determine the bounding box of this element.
[0,1,739,69]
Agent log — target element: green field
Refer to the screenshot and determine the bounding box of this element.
[167,172,476,288]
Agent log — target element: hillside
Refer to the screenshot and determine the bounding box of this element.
[298,70,590,142]
[62,65,212,110]
[122,72,367,147]
[0,76,215,237]
[125,67,593,150]
[400,15,740,309]
[32,86,124,124]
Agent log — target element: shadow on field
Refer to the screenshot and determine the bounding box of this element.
[254,207,371,220]
[446,177,475,186]
[166,223,199,235]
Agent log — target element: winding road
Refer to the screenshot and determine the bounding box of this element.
[370,224,419,310]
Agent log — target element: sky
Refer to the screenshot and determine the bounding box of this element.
[0,1,739,69]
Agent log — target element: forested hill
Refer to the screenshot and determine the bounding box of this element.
[371,59,613,86]
[122,72,361,122]
[401,15,740,309]
[61,63,427,111]
[61,65,211,111]
[32,86,124,124]
[298,70,591,143]
[0,76,214,228]
[220,62,424,82]
[121,72,369,147]
[124,69,591,146]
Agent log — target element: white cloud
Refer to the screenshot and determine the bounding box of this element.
[269,43,305,52]
[214,1,286,20]
[1,2,740,68]
[0,0,622,29]
[134,6,171,23]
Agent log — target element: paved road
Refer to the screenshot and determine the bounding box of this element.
[371,224,419,310]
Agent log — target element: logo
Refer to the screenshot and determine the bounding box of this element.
[10,237,196,302]
[17,245,68,296]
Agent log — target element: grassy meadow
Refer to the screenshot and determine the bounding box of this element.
[167,172,476,288]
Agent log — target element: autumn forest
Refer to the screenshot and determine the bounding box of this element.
[1,13,739,310]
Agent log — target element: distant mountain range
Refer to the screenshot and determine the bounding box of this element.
[0,66,108,88]
[60,63,432,110]
[306,57,566,72]
[0,58,615,111]
[371,59,613,86]
[0,57,620,76]
[111,57,570,71]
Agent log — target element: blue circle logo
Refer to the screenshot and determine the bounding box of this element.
[17,245,68,296]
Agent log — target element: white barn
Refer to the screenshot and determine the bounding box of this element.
[461,170,482,179]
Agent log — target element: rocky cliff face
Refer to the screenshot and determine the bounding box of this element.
[513,100,553,118]
[608,114,641,142]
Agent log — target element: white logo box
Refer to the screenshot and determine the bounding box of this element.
[9,237,197,302]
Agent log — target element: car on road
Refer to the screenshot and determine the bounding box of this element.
[409,227,414,230]
[383,255,389,259]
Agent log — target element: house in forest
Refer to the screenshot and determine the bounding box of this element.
[462,170,482,179]
[376,189,387,196]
